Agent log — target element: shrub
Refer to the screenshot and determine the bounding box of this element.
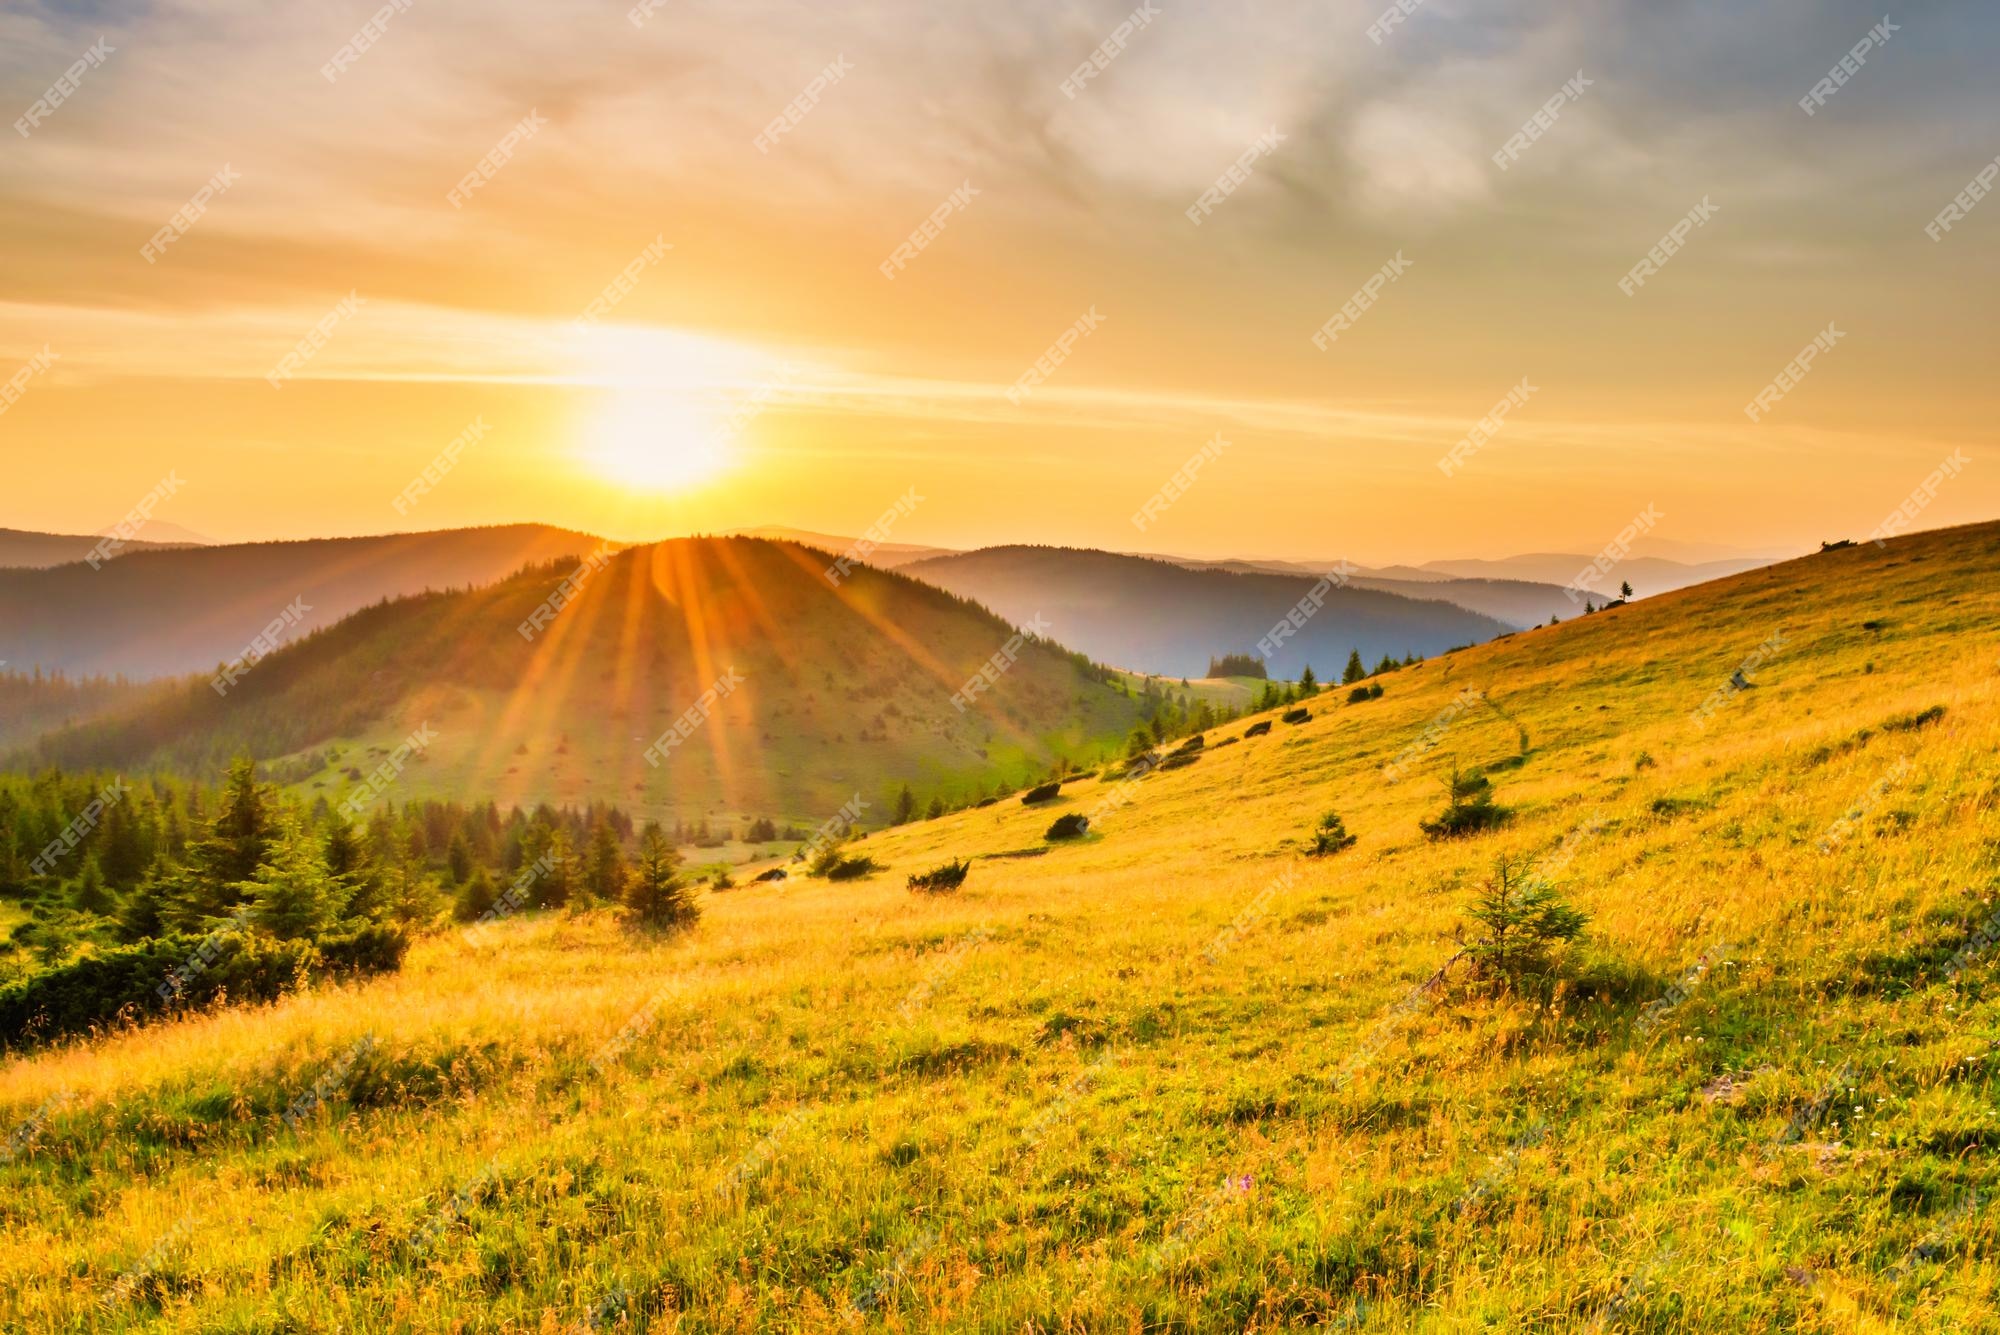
[1174,734,1205,754]
[1882,705,1946,733]
[1281,708,1310,725]
[908,859,970,894]
[1370,682,1384,699]
[1021,782,1062,805]
[1463,857,1588,987]
[823,855,882,881]
[317,923,411,977]
[711,870,736,891]
[1419,763,1511,839]
[753,867,788,883]
[1347,686,1371,703]
[455,869,498,922]
[1159,751,1200,771]
[1243,721,1273,738]
[1045,813,1090,840]
[0,931,316,1050]
[1307,812,1357,856]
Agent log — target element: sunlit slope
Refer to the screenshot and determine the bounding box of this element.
[20,537,1144,821]
[4,521,1998,1331]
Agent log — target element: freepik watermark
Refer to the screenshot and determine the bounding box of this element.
[1006,307,1105,404]
[1186,127,1285,226]
[951,616,1054,712]
[826,487,922,584]
[1869,448,1970,546]
[212,596,313,696]
[1254,564,1358,660]
[1565,503,1664,603]
[1689,630,1786,730]
[753,56,853,153]
[1926,154,2000,241]
[446,109,548,208]
[13,37,113,138]
[2,1093,64,1165]
[1201,865,1299,965]
[267,291,365,388]
[338,723,439,822]
[1310,253,1413,350]
[281,1035,377,1130]
[1743,324,1843,422]
[392,417,490,516]
[29,779,129,877]
[518,547,617,642]
[140,165,241,264]
[322,0,417,82]
[158,906,255,1001]
[628,0,668,28]
[86,471,183,568]
[1059,2,1161,99]
[1619,197,1719,295]
[1366,0,1428,45]
[1492,71,1592,170]
[797,794,867,867]
[461,852,555,949]
[0,345,59,419]
[1798,17,1900,115]
[1437,379,1537,477]
[641,668,748,767]
[1634,941,1732,1038]
[1132,434,1231,531]
[572,235,671,330]
[881,182,978,279]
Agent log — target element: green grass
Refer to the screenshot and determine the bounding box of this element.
[4,522,2000,1331]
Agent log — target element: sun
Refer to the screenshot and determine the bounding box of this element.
[583,387,732,492]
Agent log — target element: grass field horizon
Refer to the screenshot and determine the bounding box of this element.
[6,519,1996,1330]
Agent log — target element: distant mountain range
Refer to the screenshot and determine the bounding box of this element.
[731,526,955,568]
[902,546,1513,680]
[19,538,1144,819]
[0,524,607,678]
[0,527,195,569]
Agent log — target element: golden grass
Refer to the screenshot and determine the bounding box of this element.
[4,523,1999,1331]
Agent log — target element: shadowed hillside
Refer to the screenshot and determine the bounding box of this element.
[17,538,1146,821]
[904,545,1512,678]
[0,524,609,679]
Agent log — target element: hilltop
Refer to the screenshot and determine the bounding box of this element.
[17,537,1150,823]
[0,524,609,678]
[2,521,1997,1330]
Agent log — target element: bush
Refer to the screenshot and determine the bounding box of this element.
[1347,686,1372,703]
[1021,782,1061,805]
[1463,857,1588,987]
[1159,751,1200,771]
[1307,812,1357,856]
[822,855,882,881]
[1420,763,1512,839]
[908,859,970,894]
[753,867,787,883]
[455,869,497,923]
[711,870,736,891]
[0,931,316,1050]
[1045,813,1090,841]
[1281,707,1311,725]
[1243,721,1273,738]
[1882,705,1946,733]
[1173,734,1205,754]
[317,923,411,977]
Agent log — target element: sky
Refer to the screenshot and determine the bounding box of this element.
[1,0,1995,565]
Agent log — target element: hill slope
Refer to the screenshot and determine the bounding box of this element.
[3,521,1997,1330]
[904,545,1512,678]
[0,524,608,679]
[18,537,1146,821]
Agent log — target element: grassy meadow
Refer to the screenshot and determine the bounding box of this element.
[4,523,1999,1331]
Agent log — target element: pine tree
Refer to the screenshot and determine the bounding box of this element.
[586,821,626,901]
[446,832,473,885]
[1298,665,1318,695]
[626,823,698,928]
[72,855,116,915]
[240,816,346,941]
[1342,650,1366,685]
[894,784,917,825]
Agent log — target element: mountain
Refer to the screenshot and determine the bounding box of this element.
[732,526,958,568]
[17,537,1146,820]
[901,545,1512,678]
[99,519,214,546]
[0,527,193,569]
[18,518,1994,1328]
[1418,552,1774,594]
[1149,553,1585,629]
[0,524,609,678]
